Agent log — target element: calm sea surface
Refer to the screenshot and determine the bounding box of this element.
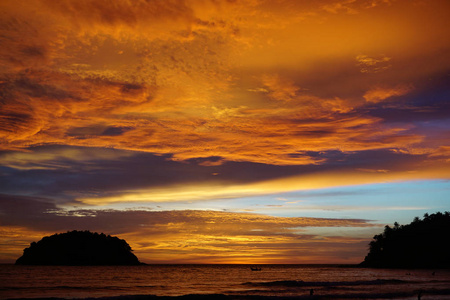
[1,264,450,299]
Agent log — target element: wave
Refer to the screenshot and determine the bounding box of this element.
[243,278,408,287]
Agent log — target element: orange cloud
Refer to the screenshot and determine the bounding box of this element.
[117,210,375,264]
[356,54,392,73]
[363,85,413,103]
[127,232,369,264]
[262,74,301,102]
[0,226,50,263]
[0,67,425,165]
[106,210,376,264]
[0,1,449,172]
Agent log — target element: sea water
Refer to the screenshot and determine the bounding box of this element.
[1,264,449,299]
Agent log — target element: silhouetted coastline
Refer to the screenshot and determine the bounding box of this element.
[360,212,450,269]
[15,230,142,265]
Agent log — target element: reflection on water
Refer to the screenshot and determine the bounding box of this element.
[1,264,450,299]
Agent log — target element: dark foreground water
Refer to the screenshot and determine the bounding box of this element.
[1,264,450,299]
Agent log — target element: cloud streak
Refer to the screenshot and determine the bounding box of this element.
[0,193,375,263]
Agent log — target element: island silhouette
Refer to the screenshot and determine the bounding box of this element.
[15,230,142,265]
[360,212,450,268]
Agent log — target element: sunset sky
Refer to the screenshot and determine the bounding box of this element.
[1,0,449,264]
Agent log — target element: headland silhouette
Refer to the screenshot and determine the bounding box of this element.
[360,212,450,268]
[15,230,142,265]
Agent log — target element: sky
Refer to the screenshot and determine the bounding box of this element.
[0,0,449,264]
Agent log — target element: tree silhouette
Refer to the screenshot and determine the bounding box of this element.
[361,212,450,268]
[15,230,142,265]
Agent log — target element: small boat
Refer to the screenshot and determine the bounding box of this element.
[250,267,261,271]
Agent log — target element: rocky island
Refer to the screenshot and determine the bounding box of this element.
[360,212,450,268]
[15,230,142,265]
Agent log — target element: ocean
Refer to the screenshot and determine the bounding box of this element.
[1,264,450,299]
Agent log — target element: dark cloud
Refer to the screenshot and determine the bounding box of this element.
[66,125,134,137]
[0,194,55,223]
[0,146,228,202]
[67,125,108,137]
[0,111,33,134]
[0,193,143,233]
[20,45,46,58]
[101,126,134,136]
[368,75,450,123]
[13,76,74,100]
[121,83,145,94]
[0,193,372,234]
[0,145,435,205]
